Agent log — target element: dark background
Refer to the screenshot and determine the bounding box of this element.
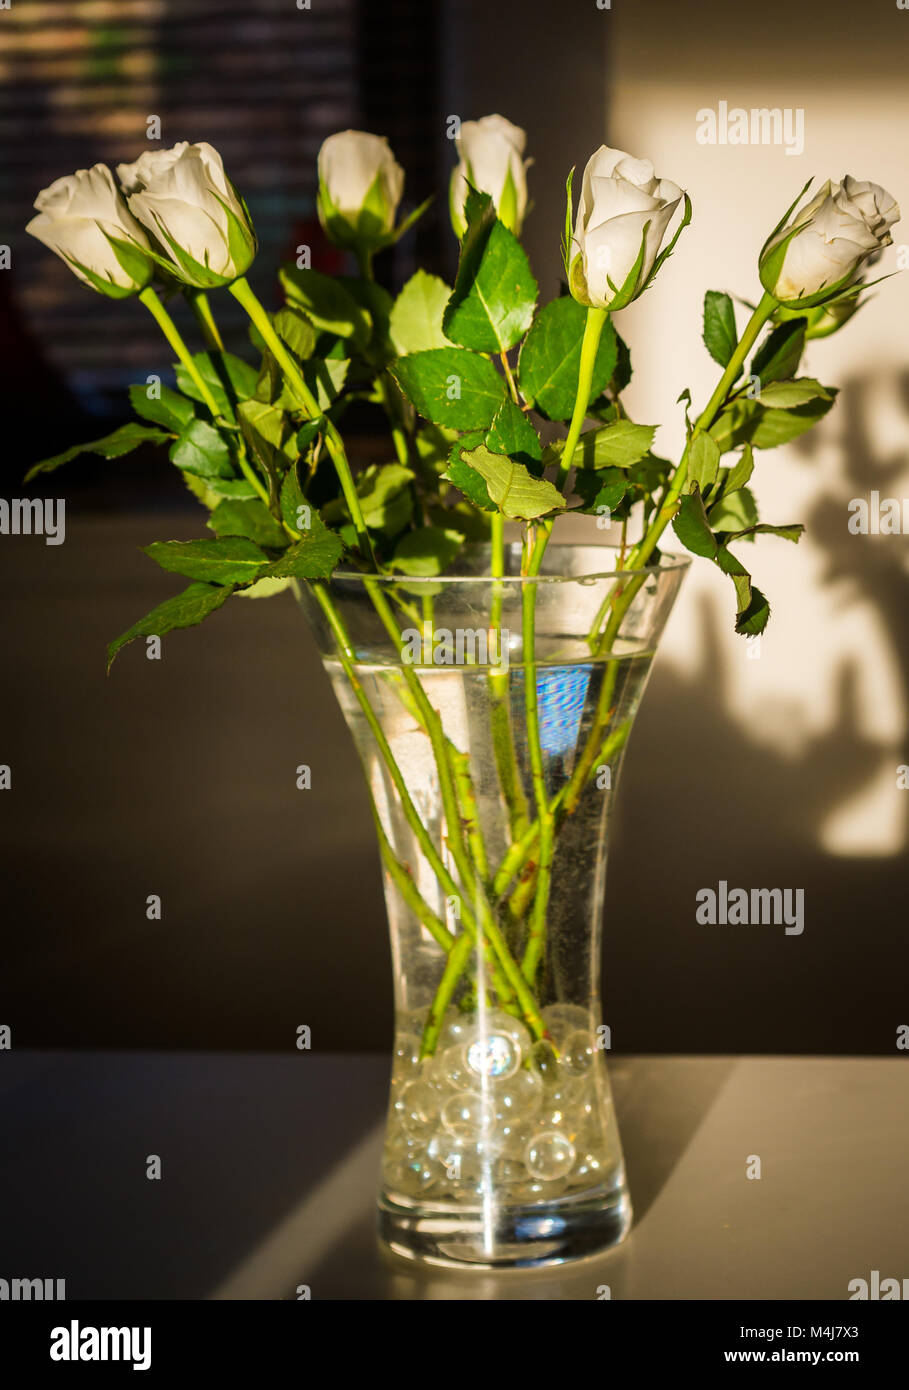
[1,0,906,1056]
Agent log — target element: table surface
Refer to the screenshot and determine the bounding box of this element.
[1,1052,905,1300]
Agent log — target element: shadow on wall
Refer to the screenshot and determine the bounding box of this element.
[804,370,909,754]
[606,367,909,1055]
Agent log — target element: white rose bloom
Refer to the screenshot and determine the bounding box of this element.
[317,131,404,249]
[117,141,256,287]
[760,176,899,305]
[450,114,529,237]
[569,146,683,311]
[26,164,153,297]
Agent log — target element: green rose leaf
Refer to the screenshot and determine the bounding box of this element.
[703,290,738,367]
[279,266,371,349]
[256,523,342,580]
[389,270,453,355]
[442,452,495,511]
[758,378,833,409]
[735,585,771,635]
[414,424,460,477]
[708,485,759,533]
[726,521,805,544]
[254,351,299,410]
[545,420,657,471]
[714,544,754,614]
[391,347,506,429]
[708,402,752,455]
[342,277,395,362]
[442,191,538,353]
[280,463,310,535]
[237,399,297,464]
[175,351,259,420]
[573,466,628,514]
[391,525,464,577]
[143,537,267,584]
[208,498,288,549]
[295,419,324,456]
[129,383,195,433]
[274,306,318,362]
[25,423,170,482]
[672,489,717,558]
[236,577,293,600]
[107,581,235,670]
[301,357,349,411]
[612,330,633,394]
[517,296,618,421]
[187,477,259,503]
[357,463,415,533]
[749,395,836,448]
[724,443,754,494]
[457,443,565,520]
[751,318,807,386]
[427,500,492,542]
[713,545,772,635]
[628,453,672,498]
[485,398,542,470]
[170,419,235,479]
[687,432,721,494]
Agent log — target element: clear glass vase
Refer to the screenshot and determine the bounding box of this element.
[297,542,688,1270]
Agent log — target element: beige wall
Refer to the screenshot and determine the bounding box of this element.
[608,0,909,855]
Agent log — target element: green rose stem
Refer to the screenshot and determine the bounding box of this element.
[187,290,225,351]
[554,306,608,493]
[138,285,271,509]
[563,291,781,823]
[310,580,546,1046]
[491,718,633,899]
[377,665,494,894]
[371,805,455,954]
[582,290,779,650]
[310,582,483,928]
[228,275,378,568]
[626,289,778,577]
[353,255,412,472]
[489,512,529,840]
[417,310,614,1005]
[498,349,519,405]
[361,579,550,1038]
[509,306,609,984]
[378,375,411,470]
[420,931,478,1058]
[187,292,276,512]
[138,286,222,417]
[489,359,531,840]
[519,534,555,985]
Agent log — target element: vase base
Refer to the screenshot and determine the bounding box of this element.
[377,1180,632,1271]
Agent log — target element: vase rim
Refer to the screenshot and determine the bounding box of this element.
[331,542,692,587]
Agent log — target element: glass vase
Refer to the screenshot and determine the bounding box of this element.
[297,542,688,1269]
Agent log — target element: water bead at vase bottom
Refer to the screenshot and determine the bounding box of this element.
[384,1004,615,1205]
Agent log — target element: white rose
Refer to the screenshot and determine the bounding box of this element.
[26,164,153,297]
[317,130,404,250]
[760,176,899,306]
[450,114,529,237]
[568,146,684,311]
[117,142,256,287]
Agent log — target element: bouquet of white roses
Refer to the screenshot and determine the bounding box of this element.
[26,125,898,662]
[25,122,899,1058]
